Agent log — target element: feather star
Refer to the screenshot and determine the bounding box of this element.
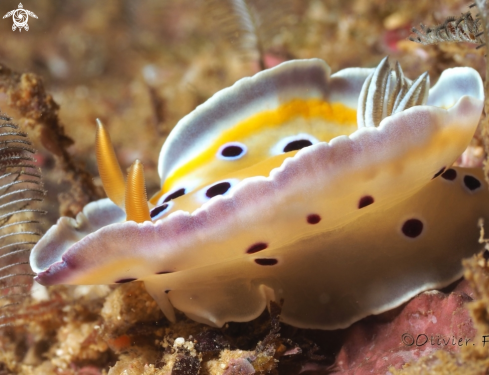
[30,57,486,329]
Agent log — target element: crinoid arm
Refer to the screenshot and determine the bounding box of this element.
[409,7,485,48]
[0,111,45,329]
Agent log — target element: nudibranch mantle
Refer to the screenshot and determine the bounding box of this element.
[31,58,487,329]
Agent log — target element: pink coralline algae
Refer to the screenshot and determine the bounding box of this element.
[332,280,477,374]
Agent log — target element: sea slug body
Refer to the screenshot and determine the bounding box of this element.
[30,57,487,329]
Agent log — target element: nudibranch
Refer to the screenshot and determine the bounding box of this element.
[30,57,487,329]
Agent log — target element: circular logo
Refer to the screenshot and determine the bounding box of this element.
[3,4,38,32]
[12,9,28,29]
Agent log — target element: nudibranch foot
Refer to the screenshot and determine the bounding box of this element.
[30,57,486,329]
[143,167,488,329]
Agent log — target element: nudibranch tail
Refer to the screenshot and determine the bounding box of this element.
[125,160,151,223]
[95,119,125,208]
